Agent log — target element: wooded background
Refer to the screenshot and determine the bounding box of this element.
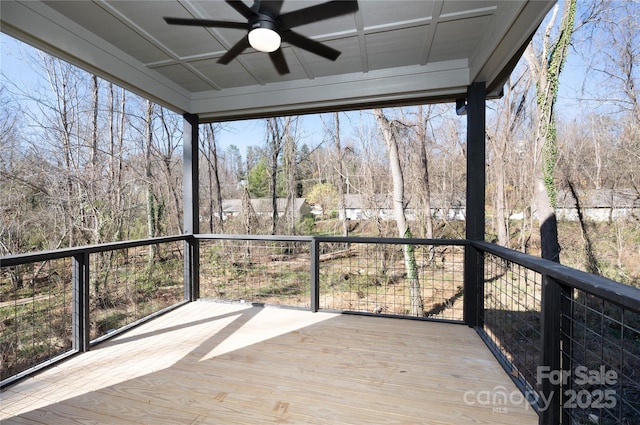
[1,0,638,286]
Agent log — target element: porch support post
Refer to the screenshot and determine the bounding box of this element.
[183,113,200,301]
[463,81,486,327]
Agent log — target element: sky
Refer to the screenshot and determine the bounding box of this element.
[1,33,367,157]
[215,114,329,156]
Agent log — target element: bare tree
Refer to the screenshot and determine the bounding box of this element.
[202,123,224,233]
[406,106,435,241]
[578,0,639,190]
[90,75,99,167]
[282,118,299,235]
[350,112,388,235]
[373,108,424,317]
[322,112,349,236]
[107,83,127,241]
[487,69,531,247]
[143,100,161,259]
[155,107,183,235]
[265,116,293,234]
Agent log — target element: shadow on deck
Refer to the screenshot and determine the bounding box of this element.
[1,301,538,424]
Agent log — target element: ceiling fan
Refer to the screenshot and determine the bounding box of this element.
[164,0,359,75]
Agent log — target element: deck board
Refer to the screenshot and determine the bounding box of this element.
[1,301,538,424]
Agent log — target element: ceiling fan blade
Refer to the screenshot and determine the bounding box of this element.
[281,30,341,61]
[218,37,251,65]
[279,0,359,30]
[164,17,246,29]
[226,0,256,19]
[258,0,284,17]
[269,49,290,75]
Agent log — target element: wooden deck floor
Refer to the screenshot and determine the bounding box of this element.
[1,301,538,424]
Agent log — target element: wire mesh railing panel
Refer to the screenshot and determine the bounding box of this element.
[199,239,311,308]
[1,257,73,380]
[482,252,542,396]
[561,290,640,425]
[318,242,464,321]
[89,241,185,341]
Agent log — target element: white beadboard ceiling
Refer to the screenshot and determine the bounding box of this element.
[1,0,555,122]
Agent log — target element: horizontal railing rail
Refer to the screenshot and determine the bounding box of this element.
[0,235,189,266]
[195,234,313,242]
[472,240,640,425]
[1,235,189,388]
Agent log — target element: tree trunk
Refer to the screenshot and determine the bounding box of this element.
[525,0,576,262]
[241,186,257,258]
[416,106,434,264]
[373,109,424,317]
[204,123,224,233]
[91,75,98,167]
[47,58,77,247]
[88,74,101,245]
[144,100,159,260]
[332,112,349,237]
[283,120,297,235]
[266,118,286,235]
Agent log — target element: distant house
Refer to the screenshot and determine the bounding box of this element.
[220,198,310,221]
[429,193,466,221]
[312,193,466,221]
[555,189,640,222]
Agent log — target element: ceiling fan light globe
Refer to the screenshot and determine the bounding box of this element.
[248,28,281,53]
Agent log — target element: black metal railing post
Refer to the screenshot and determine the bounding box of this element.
[539,275,564,425]
[310,237,320,312]
[184,235,200,302]
[464,245,484,327]
[72,251,90,353]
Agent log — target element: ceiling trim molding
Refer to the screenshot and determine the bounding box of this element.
[192,63,470,121]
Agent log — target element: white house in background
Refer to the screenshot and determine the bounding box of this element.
[555,189,640,222]
[311,193,466,221]
[220,198,310,221]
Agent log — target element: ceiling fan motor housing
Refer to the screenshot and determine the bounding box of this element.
[250,13,279,32]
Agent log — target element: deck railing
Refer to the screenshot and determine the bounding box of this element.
[473,241,640,425]
[3,234,640,425]
[198,235,313,309]
[196,234,465,322]
[314,236,466,322]
[0,236,188,387]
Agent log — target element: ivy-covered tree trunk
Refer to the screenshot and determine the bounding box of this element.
[525,0,576,262]
[374,109,425,317]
